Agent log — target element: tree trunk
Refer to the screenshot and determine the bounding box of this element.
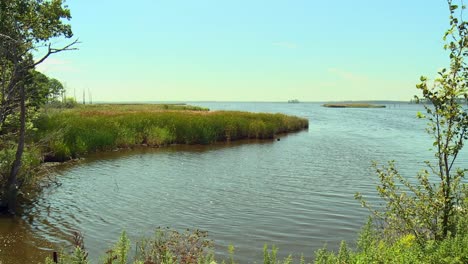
[6,83,25,214]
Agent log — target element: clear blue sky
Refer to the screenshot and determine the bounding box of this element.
[37,0,451,102]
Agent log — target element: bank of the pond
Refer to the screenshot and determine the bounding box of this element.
[34,105,309,161]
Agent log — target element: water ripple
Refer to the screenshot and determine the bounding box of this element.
[18,102,468,263]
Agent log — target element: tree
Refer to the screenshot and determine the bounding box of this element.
[26,71,65,106]
[0,0,77,213]
[356,0,467,243]
[47,77,65,103]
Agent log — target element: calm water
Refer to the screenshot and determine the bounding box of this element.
[1,102,467,263]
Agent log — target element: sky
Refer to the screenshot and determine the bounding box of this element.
[36,0,451,102]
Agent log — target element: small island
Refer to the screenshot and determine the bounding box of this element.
[322,103,386,108]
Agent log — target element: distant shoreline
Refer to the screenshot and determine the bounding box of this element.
[89,100,411,104]
[322,103,386,108]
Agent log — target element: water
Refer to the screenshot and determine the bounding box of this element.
[1,102,467,263]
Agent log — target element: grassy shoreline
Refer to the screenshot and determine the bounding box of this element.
[34,104,309,161]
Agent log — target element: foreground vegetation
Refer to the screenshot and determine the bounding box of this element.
[47,211,468,264]
[34,104,308,161]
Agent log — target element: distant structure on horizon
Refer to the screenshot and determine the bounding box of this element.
[288,99,300,103]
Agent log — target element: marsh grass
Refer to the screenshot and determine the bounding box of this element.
[34,105,308,161]
[53,103,209,114]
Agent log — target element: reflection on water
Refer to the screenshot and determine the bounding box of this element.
[1,102,467,264]
[0,216,54,263]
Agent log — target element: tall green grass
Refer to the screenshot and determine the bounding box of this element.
[35,108,308,161]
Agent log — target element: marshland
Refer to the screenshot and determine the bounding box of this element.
[1,0,467,264]
[35,104,308,161]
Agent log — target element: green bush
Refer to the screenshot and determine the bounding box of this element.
[313,212,468,264]
[0,143,42,207]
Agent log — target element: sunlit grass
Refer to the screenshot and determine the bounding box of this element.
[44,103,209,115]
[35,104,308,161]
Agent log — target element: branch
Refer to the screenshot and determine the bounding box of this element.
[448,126,466,172]
[33,39,80,67]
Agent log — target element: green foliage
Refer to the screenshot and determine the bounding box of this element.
[321,1,468,263]
[22,71,65,109]
[69,247,90,264]
[104,231,130,264]
[45,248,88,263]
[0,0,72,43]
[0,145,16,203]
[34,106,308,161]
[261,245,294,264]
[355,218,376,258]
[135,228,213,264]
[0,143,42,205]
[309,2,468,264]
[44,257,55,264]
[312,215,468,263]
[46,97,78,109]
[356,0,468,242]
[0,0,74,131]
[47,78,65,101]
[314,243,355,264]
[0,0,76,212]
[62,97,79,108]
[263,244,278,264]
[227,245,235,264]
[45,225,468,264]
[49,230,324,264]
[337,241,350,264]
[25,70,51,108]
